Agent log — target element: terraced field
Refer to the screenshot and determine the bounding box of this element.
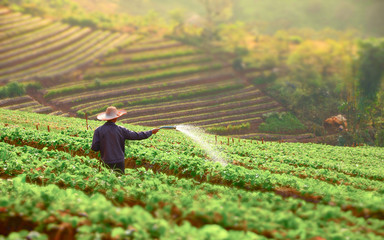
[0,8,130,84]
[42,37,311,140]
[0,7,313,141]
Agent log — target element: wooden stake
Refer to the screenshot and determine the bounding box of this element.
[262,138,264,144]
[36,124,39,130]
[232,138,234,144]
[215,135,217,145]
[85,112,89,130]
[227,137,230,145]
[47,125,50,132]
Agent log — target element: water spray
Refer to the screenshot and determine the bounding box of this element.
[160,124,228,166]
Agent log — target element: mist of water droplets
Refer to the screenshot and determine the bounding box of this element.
[175,125,228,166]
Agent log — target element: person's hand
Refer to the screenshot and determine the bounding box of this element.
[151,128,160,134]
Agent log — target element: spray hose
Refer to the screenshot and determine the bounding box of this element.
[159,126,177,130]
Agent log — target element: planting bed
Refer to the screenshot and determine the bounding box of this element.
[0,109,383,239]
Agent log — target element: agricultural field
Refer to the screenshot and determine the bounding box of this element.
[0,7,314,142]
[0,108,384,239]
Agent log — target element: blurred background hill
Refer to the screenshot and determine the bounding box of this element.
[75,0,384,36]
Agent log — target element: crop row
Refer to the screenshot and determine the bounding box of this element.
[36,34,127,81]
[124,95,269,123]
[0,22,70,54]
[1,142,383,239]
[233,132,314,141]
[0,30,105,80]
[0,26,87,65]
[74,82,225,115]
[118,86,261,118]
[0,95,53,114]
[53,68,235,108]
[44,63,224,99]
[0,12,28,25]
[0,15,41,32]
[0,21,61,46]
[0,95,33,107]
[121,41,182,54]
[201,117,267,130]
[102,47,200,66]
[83,82,244,119]
[131,101,278,127]
[70,75,238,111]
[0,124,383,219]
[83,55,212,79]
[0,18,51,42]
[3,32,127,83]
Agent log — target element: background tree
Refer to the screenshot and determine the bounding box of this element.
[197,0,234,42]
[356,39,384,128]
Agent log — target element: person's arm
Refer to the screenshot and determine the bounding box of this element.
[122,127,160,140]
[91,129,100,151]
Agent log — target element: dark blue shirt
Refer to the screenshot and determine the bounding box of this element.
[91,122,152,164]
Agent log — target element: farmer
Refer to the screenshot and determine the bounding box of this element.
[91,106,160,174]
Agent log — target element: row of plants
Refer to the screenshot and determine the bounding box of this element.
[101,48,200,66]
[0,16,50,42]
[58,68,235,108]
[0,25,85,65]
[206,122,251,135]
[0,14,39,31]
[0,30,107,81]
[0,22,67,53]
[70,80,213,112]
[136,101,276,127]
[70,74,239,114]
[77,83,244,118]
[124,95,269,123]
[118,86,261,119]
[198,117,265,130]
[1,142,383,239]
[74,81,225,115]
[38,33,127,80]
[84,55,212,80]
[44,63,223,99]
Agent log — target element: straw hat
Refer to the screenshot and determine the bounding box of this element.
[97,106,127,121]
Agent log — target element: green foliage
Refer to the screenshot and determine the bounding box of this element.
[4,0,168,33]
[251,71,277,85]
[375,129,384,147]
[0,82,25,99]
[1,109,384,239]
[338,129,376,146]
[266,38,355,124]
[207,122,250,134]
[25,81,43,91]
[258,112,305,133]
[357,38,384,103]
